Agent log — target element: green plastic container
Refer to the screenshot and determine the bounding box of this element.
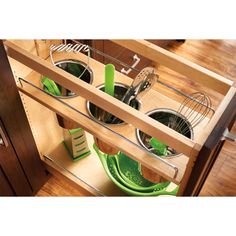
[93,144,179,196]
[114,153,170,192]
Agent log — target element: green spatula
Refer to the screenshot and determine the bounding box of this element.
[41,76,62,96]
[150,137,167,156]
[99,64,115,122]
[105,64,115,97]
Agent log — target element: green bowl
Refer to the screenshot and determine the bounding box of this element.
[114,153,170,192]
[93,144,179,196]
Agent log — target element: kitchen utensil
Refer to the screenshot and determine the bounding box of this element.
[170,92,212,135]
[138,92,212,182]
[93,143,179,196]
[96,64,115,122]
[130,71,158,107]
[101,64,115,122]
[63,128,91,161]
[114,153,170,192]
[42,60,93,99]
[105,64,115,97]
[110,67,156,124]
[88,83,140,125]
[149,137,167,156]
[42,60,93,129]
[136,108,193,159]
[41,76,62,96]
[121,67,154,105]
[93,64,120,155]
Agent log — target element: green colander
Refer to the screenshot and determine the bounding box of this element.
[114,153,170,192]
[93,144,179,196]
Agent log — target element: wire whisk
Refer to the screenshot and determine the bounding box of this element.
[169,92,213,136]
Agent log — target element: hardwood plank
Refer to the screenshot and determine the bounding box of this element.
[200,123,236,196]
[0,165,15,196]
[36,175,85,197]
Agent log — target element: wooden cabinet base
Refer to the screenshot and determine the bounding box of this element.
[141,165,167,183]
[56,114,80,129]
[94,137,119,155]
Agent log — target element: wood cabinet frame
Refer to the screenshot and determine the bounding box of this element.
[1,39,235,196]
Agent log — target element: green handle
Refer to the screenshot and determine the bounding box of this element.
[41,76,61,96]
[150,137,167,156]
[105,64,115,97]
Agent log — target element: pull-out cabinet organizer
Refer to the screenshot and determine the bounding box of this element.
[3,40,236,196]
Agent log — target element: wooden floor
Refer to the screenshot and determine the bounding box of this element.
[36,40,236,196]
[36,174,85,196]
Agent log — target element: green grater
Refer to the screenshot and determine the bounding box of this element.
[63,128,91,161]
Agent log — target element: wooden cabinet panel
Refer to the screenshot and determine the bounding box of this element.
[0,41,49,196]
[0,166,15,196]
[0,119,32,195]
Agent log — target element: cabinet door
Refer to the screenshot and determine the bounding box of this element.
[0,41,48,196]
[0,165,15,196]
[0,119,32,196]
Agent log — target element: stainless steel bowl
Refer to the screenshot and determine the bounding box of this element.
[87,83,141,125]
[42,59,93,99]
[136,108,194,158]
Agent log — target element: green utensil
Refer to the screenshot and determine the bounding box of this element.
[41,76,62,96]
[99,64,115,122]
[150,137,167,156]
[66,63,82,77]
[105,64,115,97]
[93,144,178,196]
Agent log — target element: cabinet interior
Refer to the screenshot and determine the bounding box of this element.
[6,40,235,196]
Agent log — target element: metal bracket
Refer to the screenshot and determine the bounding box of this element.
[221,128,236,142]
[121,54,141,75]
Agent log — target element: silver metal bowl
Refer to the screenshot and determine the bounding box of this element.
[87,83,141,125]
[42,59,93,99]
[136,108,194,158]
